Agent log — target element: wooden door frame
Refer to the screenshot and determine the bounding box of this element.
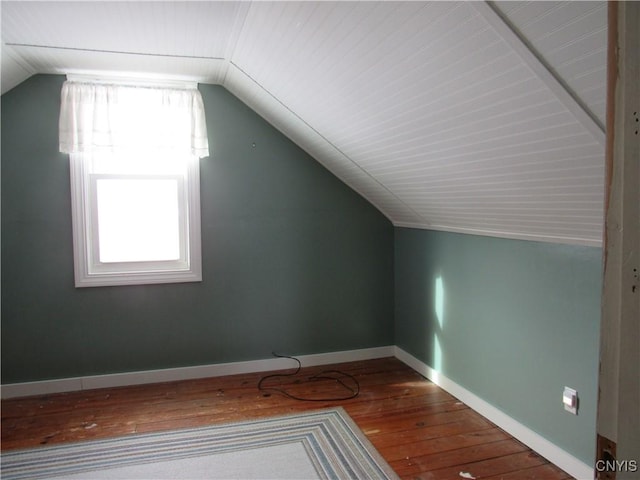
[596,2,639,479]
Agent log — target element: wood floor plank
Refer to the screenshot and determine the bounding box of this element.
[414,451,553,480]
[482,463,574,480]
[1,358,574,479]
[372,426,509,460]
[390,438,529,477]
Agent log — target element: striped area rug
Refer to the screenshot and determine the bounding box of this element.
[1,407,398,479]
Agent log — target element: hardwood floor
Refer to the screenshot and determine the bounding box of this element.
[1,357,573,479]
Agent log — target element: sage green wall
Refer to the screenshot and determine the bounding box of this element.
[1,75,394,383]
[2,74,604,466]
[394,227,602,464]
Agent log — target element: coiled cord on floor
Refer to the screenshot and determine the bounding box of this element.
[257,352,360,401]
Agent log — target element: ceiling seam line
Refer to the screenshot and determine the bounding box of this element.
[4,43,225,61]
[224,61,429,226]
[221,2,252,85]
[472,1,606,147]
[1,44,39,76]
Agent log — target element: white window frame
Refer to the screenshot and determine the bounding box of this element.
[69,153,202,288]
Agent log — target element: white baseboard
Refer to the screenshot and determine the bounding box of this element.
[0,344,594,480]
[0,346,395,400]
[393,346,594,480]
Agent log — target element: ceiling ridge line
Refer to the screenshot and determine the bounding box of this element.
[472,1,606,147]
[224,61,429,226]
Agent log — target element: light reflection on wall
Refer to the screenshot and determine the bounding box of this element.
[435,276,444,328]
[433,275,444,374]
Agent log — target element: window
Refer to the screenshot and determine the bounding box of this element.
[69,151,202,287]
[60,77,209,287]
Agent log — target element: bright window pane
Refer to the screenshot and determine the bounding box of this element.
[96,178,181,263]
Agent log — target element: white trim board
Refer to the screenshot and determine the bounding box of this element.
[0,346,394,400]
[393,222,603,248]
[394,346,594,480]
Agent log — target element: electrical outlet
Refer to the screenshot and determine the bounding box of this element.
[563,387,578,414]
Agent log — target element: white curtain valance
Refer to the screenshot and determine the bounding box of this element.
[59,81,209,158]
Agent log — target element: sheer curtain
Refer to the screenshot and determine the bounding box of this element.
[59,81,209,158]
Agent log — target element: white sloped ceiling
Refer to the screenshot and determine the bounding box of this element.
[1,1,607,246]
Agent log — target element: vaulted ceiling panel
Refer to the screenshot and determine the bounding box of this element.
[228,1,604,245]
[1,1,607,246]
[224,64,425,226]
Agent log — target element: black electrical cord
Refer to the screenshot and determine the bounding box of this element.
[257,352,360,402]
